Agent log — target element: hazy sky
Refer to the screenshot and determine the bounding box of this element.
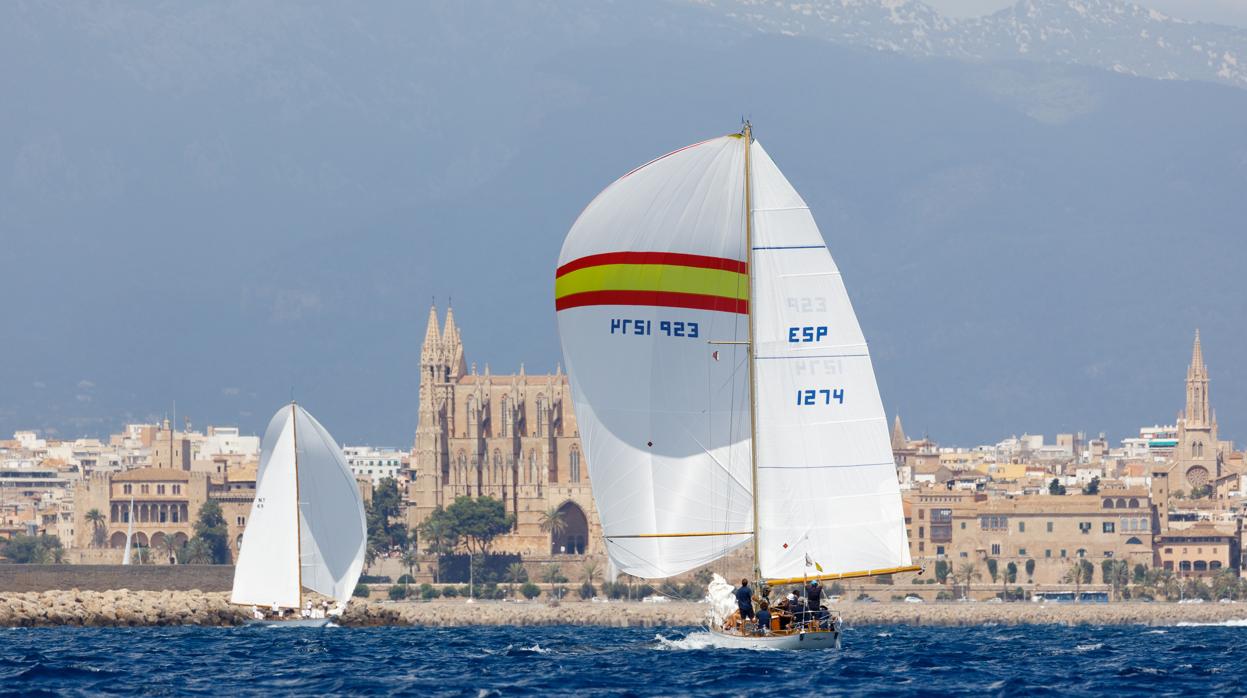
[924,0,1247,26]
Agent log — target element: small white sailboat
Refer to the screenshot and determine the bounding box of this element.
[230,403,367,627]
[121,498,135,565]
[555,124,916,649]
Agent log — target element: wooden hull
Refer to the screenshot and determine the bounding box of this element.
[707,627,840,650]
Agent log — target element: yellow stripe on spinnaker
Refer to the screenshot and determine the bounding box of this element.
[554,263,748,301]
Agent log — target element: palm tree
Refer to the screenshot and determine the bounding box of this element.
[401,548,420,588]
[581,560,600,586]
[84,509,106,548]
[1061,561,1083,601]
[506,562,528,598]
[538,507,567,553]
[954,562,980,600]
[162,535,179,564]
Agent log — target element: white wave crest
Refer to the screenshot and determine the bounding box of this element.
[1174,619,1247,627]
[654,632,717,650]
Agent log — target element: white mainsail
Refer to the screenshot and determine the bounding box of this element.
[556,128,912,584]
[748,142,912,583]
[230,404,367,608]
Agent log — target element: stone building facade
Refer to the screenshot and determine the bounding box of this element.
[408,306,602,559]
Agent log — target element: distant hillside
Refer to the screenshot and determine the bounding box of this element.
[708,0,1247,89]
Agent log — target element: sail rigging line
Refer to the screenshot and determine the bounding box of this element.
[742,121,762,585]
[290,402,304,610]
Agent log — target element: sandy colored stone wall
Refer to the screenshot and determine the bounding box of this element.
[1,593,1245,628]
[0,565,234,592]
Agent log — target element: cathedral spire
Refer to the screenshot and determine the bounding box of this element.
[1189,329,1205,377]
[1184,329,1211,427]
[420,304,442,363]
[890,415,907,452]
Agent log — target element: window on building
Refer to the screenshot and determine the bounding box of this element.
[1018,548,1027,556]
[1079,522,1091,534]
[1047,521,1053,533]
[172,508,179,523]
[172,484,181,495]
[918,542,925,553]
[1018,521,1025,533]
[141,484,150,494]
[919,509,925,520]
[237,516,245,526]
[1060,549,1067,558]
[1076,549,1086,558]
[959,552,968,558]
[990,543,1001,555]
[157,484,166,495]
[1103,522,1115,533]
[936,545,945,556]
[960,522,966,529]
[570,448,581,483]
[123,484,132,494]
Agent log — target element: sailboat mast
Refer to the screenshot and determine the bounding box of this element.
[742,122,762,584]
[291,402,304,609]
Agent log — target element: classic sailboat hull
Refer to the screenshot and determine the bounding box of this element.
[244,618,336,628]
[706,627,840,650]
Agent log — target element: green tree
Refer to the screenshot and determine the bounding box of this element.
[1025,558,1036,583]
[953,562,980,600]
[520,582,541,600]
[1,534,63,563]
[1005,561,1018,585]
[444,496,514,556]
[538,506,567,547]
[985,558,999,584]
[506,562,528,597]
[1048,478,1067,496]
[401,548,420,586]
[85,509,107,548]
[1081,477,1100,495]
[1062,561,1084,600]
[934,559,950,584]
[1191,484,1214,499]
[367,477,409,554]
[188,500,230,563]
[161,534,180,564]
[1079,559,1095,586]
[1133,564,1148,585]
[582,560,601,586]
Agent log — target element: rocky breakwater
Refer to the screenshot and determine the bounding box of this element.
[0,590,403,627]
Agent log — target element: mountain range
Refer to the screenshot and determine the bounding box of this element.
[2,0,1245,447]
[712,0,1247,88]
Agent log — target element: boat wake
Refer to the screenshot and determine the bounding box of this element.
[652,632,779,651]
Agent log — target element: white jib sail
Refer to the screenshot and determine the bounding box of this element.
[748,141,912,582]
[292,406,368,605]
[556,135,754,579]
[230,404,366,607]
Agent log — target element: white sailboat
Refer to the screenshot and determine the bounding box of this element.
[121,498,135,565]
[230,403,367,627]
[555,124,917,649]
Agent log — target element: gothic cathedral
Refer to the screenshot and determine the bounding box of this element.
[408,306,602,560]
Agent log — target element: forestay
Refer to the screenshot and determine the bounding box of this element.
[230,404,367,608]
[748,141,912,582]
[556,135,754,578]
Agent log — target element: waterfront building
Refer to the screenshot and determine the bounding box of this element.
[408,306,601,560]
[343,446,405,486]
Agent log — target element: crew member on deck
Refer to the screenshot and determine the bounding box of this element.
[755,600,772,635]
[734,578,755,628]
[807,579,823,610]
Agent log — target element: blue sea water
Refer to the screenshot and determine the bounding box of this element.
[2,622,1246,696]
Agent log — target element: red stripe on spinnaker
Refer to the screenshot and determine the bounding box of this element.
[554,290,748,315]
[555,252,748,278]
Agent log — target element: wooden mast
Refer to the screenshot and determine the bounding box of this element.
[291,402,304,610]
[742,122,762,585]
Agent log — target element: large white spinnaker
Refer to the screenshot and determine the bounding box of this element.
[747,141,912,584]
[555,135,754,579]
[230,404,367,608]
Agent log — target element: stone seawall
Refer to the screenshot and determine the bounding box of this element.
[0,565,234,592]
[2,593,1246,628]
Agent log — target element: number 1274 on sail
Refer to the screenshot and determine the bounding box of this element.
[797,388,845,405]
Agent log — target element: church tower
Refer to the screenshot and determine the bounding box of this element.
[1175,330,1220,491]
[413,305,451,518]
